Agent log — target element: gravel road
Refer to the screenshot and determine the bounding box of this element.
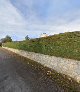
[0,48,69,92]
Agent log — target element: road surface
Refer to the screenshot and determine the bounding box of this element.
[0,48,73,92]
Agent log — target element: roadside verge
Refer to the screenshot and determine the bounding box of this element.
[2,47,80,83]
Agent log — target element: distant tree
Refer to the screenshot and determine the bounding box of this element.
[1,35,12,43]
[25,35,30,40]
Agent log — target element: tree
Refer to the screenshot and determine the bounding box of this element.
[25,35,30,40]
[1,35,12,43]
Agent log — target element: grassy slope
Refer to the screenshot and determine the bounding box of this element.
[3,31,80,61]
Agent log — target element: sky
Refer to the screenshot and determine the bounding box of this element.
[0,0,80,40]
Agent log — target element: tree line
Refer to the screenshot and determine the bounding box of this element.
[0,35,30,43]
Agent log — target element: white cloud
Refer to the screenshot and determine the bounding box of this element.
[0,0,27,40]
[0,0,80,40]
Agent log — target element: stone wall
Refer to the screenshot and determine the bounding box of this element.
[3,47,80,83]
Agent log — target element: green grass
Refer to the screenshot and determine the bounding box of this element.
[3,31,80,61]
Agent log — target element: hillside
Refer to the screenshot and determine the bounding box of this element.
[3,31,80,61]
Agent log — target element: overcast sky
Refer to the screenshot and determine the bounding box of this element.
[0,0,80,40]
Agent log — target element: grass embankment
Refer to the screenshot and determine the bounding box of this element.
[3,31,80,60]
